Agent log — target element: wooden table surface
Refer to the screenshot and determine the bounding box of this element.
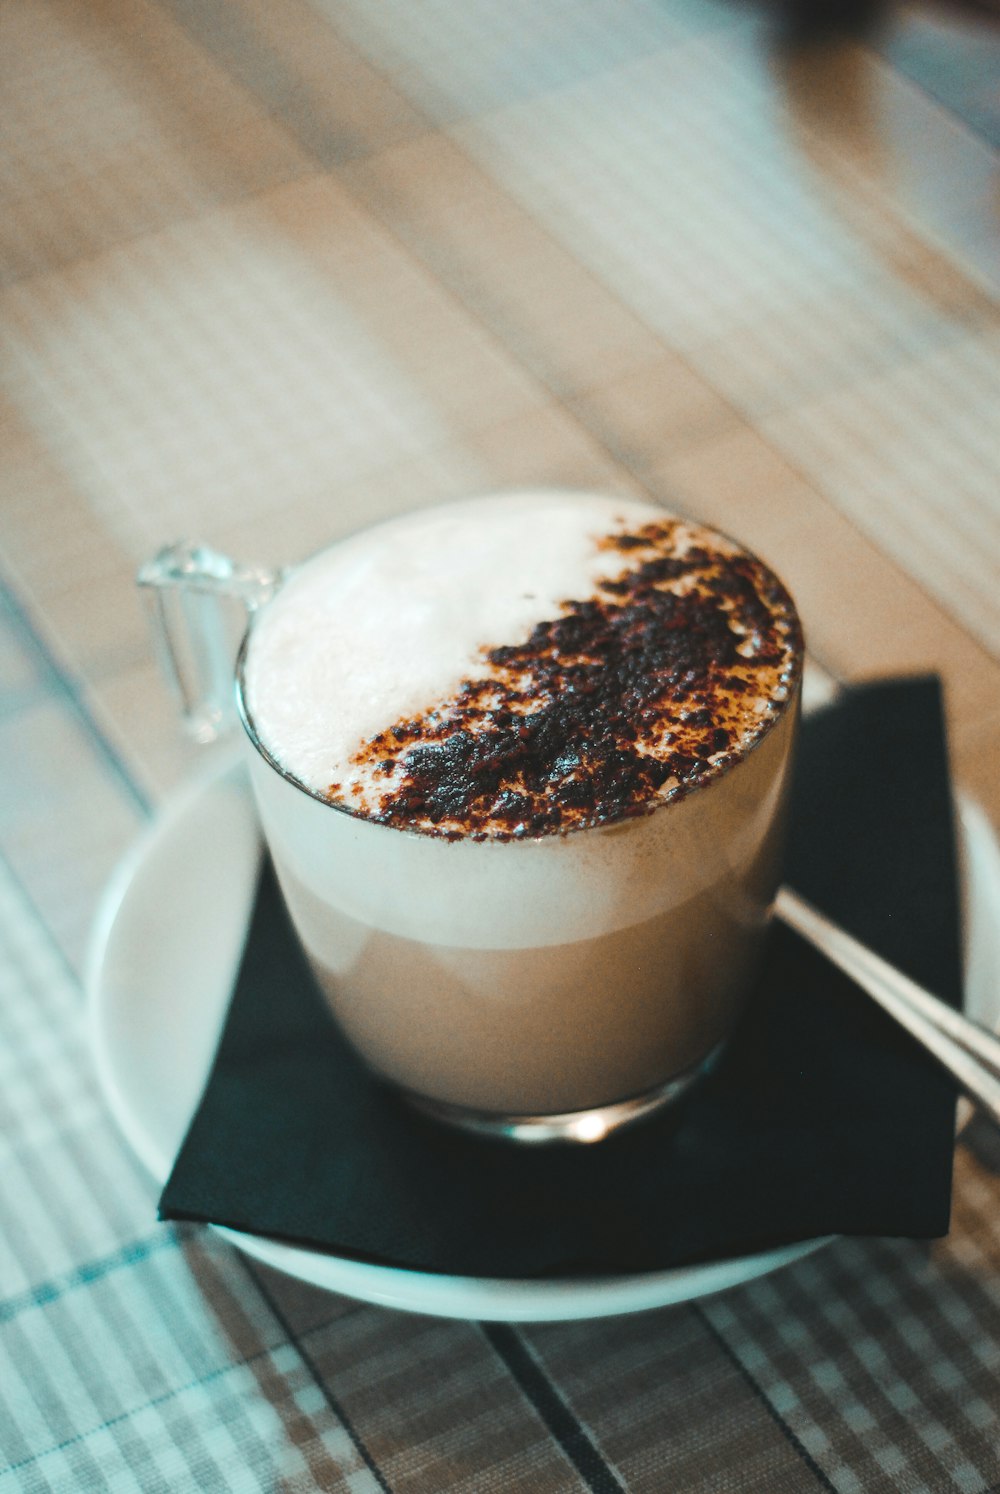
[2,1,999,1489]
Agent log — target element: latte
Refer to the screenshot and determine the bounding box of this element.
[238,490,803,1132]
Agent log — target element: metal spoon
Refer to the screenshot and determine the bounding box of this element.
[775,887,1000,1127]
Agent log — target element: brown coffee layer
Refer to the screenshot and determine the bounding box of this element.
[332,519,801,840]
[283,870,766,1115]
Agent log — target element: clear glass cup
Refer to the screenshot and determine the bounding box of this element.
[140,513,801,1144]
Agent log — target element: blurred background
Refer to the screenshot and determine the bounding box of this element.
[1,0,998,969]
[2,6,1000,1488]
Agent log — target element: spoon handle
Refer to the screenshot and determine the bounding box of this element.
[775,886,1000,1128]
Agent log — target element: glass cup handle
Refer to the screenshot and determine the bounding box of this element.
[137,542,285,744]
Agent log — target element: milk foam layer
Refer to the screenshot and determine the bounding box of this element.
[245,706,795,949]
[242,490,802,840]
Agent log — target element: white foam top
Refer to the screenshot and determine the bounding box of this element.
[243,490,670,799]
[241,488,804,839]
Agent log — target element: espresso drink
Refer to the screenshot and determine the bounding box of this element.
[239,490,802,1125]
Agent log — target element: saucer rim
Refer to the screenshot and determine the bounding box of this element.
[86,749,1000,1322]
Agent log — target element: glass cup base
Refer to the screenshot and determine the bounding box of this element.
[394,1040,726,1144]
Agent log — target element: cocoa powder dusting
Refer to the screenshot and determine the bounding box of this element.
[331,520,802,840]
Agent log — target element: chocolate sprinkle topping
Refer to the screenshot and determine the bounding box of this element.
[333,520,802,840]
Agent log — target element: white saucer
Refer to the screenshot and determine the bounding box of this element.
[87,752,1000,1322]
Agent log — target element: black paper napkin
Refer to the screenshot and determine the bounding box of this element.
[160,677,962,1276]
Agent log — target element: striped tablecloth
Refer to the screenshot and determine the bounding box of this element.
[2,0,999,1488]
